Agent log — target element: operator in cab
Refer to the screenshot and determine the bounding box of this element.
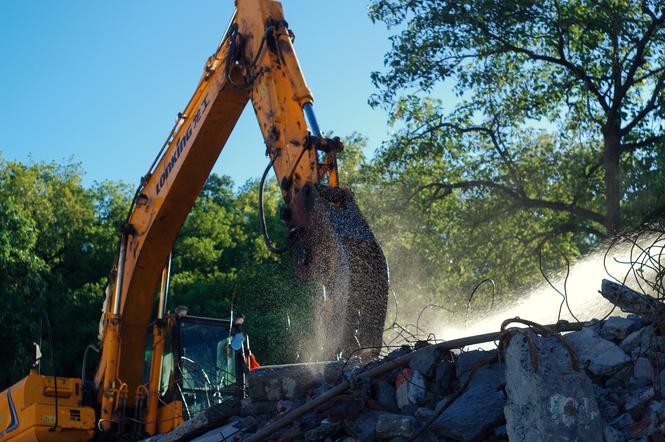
[229,314,260,372]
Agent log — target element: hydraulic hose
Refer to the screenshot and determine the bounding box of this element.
[259,158,288,254]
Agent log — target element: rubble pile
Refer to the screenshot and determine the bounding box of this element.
[147,282,665,442]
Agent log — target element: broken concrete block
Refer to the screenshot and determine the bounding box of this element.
[304,419,339,441]
[395,368,426,409]
[265,377,281,401]
[189,421,242,442]
[374,380,398,410]
[247,361,344,401]
[630,404,665,440]
[597,395,620,420]
[246,375,264,401]
[623,386,654,414]
[610,412,634,433]
[415,407,436,419]
[432,359,455,394]
[620,326,649,354]
[239,399,275,416]
[633,357,654,387]
[409,345,439,376]
[601,316,640,341]
[603,423,627,442]
[282,376,298,399]
[432,383,505,441]
[375,413,417,439]
[606,364,633,388]
[456,349,502,386]
[504,331,603,442]
[275,399,295,413]
[624,401,665,440]
[565,327,630,376]
[628,418,655,439]
[343,411,379,441]
[324,396,364,421]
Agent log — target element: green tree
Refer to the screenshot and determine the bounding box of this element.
[0,156,130,388]
[369,0,665,237]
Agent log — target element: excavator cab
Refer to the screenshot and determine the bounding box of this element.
[143,315,241,421]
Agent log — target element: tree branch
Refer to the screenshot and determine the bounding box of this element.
[622,11,665,92]
[473,18,610,112]
[622,133,665,152]
[621,70,665,135]
[523,223,606,246]
[428,121,527,196]
[416,180,607,225]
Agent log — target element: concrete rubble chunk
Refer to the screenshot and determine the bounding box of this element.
[282,376,298,399]
[189,416,257,442]
[644,401,665,427]
[142,401,240,442]
[620,326,650,354]
[304,419,339,441]
[565,327,630,376]
[240,399,275,416]
[610,412,634,433]
[247,361,344,401]
[432,360,455,394]
[628,418,655,439]
[408,345,440,376]
[434,394,453,414]
[395,368,426,409]
[633,357,654,387]
[374,380,398,410]
[343,411,379,441]
[456,349,503,386]
[627,401,665,439]
[492,424,508,439]
[265,378,281,401]
[604,423,628,442]
[597,395,620,420]
[600,279,665,322]
[189,421,242,442]
[623,386,655,414]
[432,383,505,441]
[601,316,641,341]
[606,364,633,388]
[504,331,603,442]
[415,407,437,419]
[375,413,417,439]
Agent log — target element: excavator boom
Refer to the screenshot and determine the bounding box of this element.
[95,0,388,435]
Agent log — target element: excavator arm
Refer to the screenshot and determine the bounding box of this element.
[95,0,388,435]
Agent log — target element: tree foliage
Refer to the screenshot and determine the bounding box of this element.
[0,156,130,387]
[369,0,665,236]
[0,154,319,388]
[354,0,665,312]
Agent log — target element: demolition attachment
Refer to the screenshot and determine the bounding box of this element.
[286,184,389,359]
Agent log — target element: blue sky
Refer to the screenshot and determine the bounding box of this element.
[0,1,398,188]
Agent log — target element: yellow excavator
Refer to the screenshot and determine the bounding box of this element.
[0,1,388,440]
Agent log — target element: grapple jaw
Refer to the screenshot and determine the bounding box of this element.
[286,184,389,359]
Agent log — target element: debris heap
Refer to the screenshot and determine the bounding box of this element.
[145,280,665,441]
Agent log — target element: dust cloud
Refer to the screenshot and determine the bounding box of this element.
[387,232,664,346]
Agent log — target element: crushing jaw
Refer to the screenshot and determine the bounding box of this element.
[286,183,389,360]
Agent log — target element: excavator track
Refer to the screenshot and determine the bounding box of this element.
[288,184,389,359]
